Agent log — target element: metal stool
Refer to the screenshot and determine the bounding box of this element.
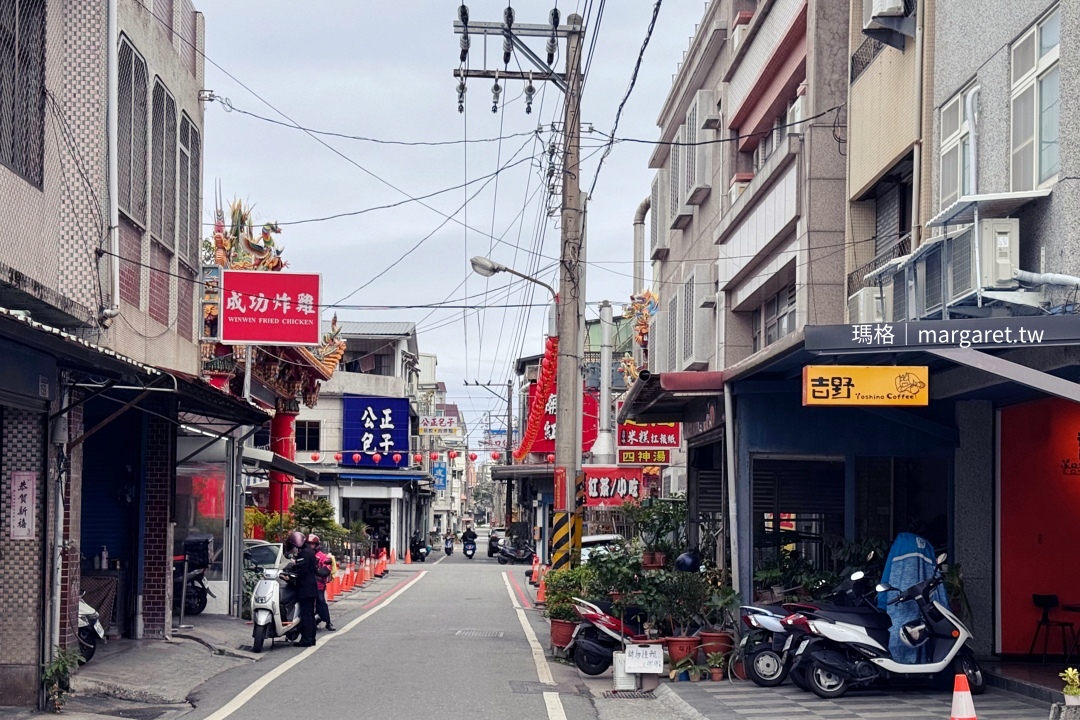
[1029,594,1075,663]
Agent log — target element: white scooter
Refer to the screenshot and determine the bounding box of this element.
[799,554,984,699]
[77,596,106,661]
[250,566,301,652]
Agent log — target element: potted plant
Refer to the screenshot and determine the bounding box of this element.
[41,645,84,712]
[649,570,710,664]
[706,652,726,681]
[626,498,686,568]
[1061,668,1080,706]
[669,656,708,682]
[544,565,594,649]
[699,584,740,658]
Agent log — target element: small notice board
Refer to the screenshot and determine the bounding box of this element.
[623,643,664,674]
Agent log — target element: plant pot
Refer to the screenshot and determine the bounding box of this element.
[710,667,725,681]
[1066,694,1080,706]
[698,631,734,658]
[731,659,747,681]
[550,618,577,648]
[642,552,663,569]
[666,636,702,664]
[675,670,689,682]
[609,592,623,603]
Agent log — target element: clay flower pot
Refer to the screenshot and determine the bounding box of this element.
[698,631,734,658]
[710,667,725,681]
[550,618,576,648]
[666,636,702,665]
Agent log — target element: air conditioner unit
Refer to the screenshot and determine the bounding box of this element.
[786,96,804,133]
[664,467,686,496]
[732,23,749,50]
[872,0,905,17]
[978,218,1020,289]
[847,287,883,324]
[697,88,721,130]
[917,242,945,318]
[729,174,751,206]
[650,169,669,260]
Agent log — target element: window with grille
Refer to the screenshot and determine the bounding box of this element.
[0,0,46,187]
[118,37,148,224]
[892,270,908,321]
[177,114,201,269]
[150,80,178,248]
[296,421,321,453]
[682,277,694,361]
[667,295,678,372]
[149,241,171,325]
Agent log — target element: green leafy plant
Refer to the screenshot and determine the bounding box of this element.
[624,497,687,556]
[547,603,580,622]
[669,656,708,681]
[42,645,84,711]
[1061,667,1080,696]
[639,570,711,638]
[702,584,741,631]
[706,652,727,669]
[544,565,595,623]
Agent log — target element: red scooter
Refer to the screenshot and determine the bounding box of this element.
[565,597,649,675]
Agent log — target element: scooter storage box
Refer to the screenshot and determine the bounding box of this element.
[184,533,214,567]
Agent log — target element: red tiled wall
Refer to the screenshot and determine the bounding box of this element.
[148,241,171,325]
[119,216,142,306]
[177,265,194,341]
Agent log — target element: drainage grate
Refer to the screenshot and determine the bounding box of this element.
[106,709,171,720]
[454,629,504,638]
[602,691,656,700]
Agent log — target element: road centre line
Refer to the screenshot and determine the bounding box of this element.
[203,571,426,720]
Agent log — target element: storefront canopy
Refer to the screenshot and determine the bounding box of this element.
[242,447,317,480]
[490,464,554,481]
[617,370,725,424]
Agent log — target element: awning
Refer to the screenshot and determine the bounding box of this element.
[339,472,427,483]
[928,189,1052,227]
[490,464,554,481]
[247,478,322,492]
[170,370,269,426]
[617,370,725,424]
[242,447,318,480]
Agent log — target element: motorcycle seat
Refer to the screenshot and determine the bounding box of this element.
[815,608,892,630]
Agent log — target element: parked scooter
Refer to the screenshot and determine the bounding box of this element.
[410,535,428,563]
[250,563,301,652]
[565,596,649,675]
[444,537,454,556]
[463,540,476,559]
[798,554,984,699]
[173,558,215,616]
[496,542,534,565]
[77,596,106,662]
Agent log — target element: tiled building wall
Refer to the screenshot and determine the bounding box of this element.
[59,395,84,651]
[141,396,176,637]
[0,406,47,706]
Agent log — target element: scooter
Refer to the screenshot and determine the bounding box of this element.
[565,596,649,675]
[463,540,476,559]
[250,565,301,653]
[173,558,215,616]
[496,542,534,565]
[444,538,454,556]
[409,536,428,563]
[77,596,105,662]
[799,554,984,699]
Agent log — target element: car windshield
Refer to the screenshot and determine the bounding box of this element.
[246,544,279,568]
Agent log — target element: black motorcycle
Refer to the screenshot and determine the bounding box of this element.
[173,558,214,616]
[497,542,535,565]
[409,535,428,563]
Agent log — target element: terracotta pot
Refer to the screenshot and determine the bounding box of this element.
[731,659,747,681]
[666,636,702,664]
[550,618,577,648]
[698,631,734,658]
[710,667,725,681]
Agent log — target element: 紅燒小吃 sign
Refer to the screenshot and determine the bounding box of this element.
[802,366,929,407]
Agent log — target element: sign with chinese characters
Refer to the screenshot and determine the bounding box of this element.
[554,466,567,512]
[432,462,448,491]
[341,396,410,468]
[624,643,664,674]
[583,466,644,507]
[618,449,671,465]
[219,271,321,346]
[10,471,36,540]
[805,315,1080,354]
[802,366,929,407]
[616,402,681,449]
[527,383,599,454]
[419,416,460,435]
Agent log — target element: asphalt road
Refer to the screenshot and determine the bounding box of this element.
[181,533,597,720]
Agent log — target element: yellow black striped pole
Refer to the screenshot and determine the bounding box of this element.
[551,512,572,571]
[572,473,585,566]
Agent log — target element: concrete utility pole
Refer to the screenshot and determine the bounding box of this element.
[454,7,585,570]
[592,301,615,464]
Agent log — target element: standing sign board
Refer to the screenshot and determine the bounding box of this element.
[219,270,322,345]
[624,643,664,674]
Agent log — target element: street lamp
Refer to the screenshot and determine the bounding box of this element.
[469,256,557,299]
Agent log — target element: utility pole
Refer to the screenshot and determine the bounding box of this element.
[592,301,615,464]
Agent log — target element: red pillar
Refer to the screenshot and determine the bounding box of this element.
[269,403,297,514]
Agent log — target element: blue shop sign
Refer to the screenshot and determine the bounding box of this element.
[433,462,447,491]
[342,395,410,469]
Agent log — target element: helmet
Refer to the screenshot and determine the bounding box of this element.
[900,619,930,647]
[286,531,306,549]
[674,551,701,572]
[306,533,321,547]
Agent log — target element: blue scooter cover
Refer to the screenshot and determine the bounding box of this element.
[877,532,949,663]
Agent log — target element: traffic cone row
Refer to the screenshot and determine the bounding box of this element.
[950,674,977,720]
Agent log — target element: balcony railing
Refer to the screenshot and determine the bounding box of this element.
[850,37,885,83]
[846,233,911,297]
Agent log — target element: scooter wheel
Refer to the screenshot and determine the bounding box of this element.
[789,664,810,691]
[186,588,208,616]
[807,659,849,699]
[745,645,787,687]
[252,624,266,653]
[77,627,97,662]
[497,556,509,565]
[574,646,611,676]
[956,647,986,695]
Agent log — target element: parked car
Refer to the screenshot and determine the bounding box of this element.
[487,527,507,557]
[580,534,622,564]
[243,539,287,569]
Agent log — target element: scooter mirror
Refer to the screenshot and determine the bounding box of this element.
[850,571,865,582]
[936,552,948,565]
[876,582,895,593]
[866,550,875,561]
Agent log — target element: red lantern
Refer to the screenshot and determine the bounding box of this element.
[372,453,382,464]
[311,452,321,462]
[352,453,361,463]
[448,451,458,460]
[413,453,423,463]
[333,452,342,462]
[430,452,439,461]
[490,452,501,460]
[392,453,402,464]
[469,452,477,461]
[546,453,555,463]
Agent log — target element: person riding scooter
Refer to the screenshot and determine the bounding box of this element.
[462,526,477,542]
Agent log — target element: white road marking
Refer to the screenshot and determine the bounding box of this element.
[203,571,426,720]
[502,572,568,720]
[432,553,448,565]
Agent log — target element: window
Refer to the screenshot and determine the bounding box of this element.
[668,130,682,220]
[253,426,271,449]
[751,308,761,353]
[667,295,678,372]
[150,80,178,247]
[939,85,974,208]
[295,421,320,453]
[682,277,694,361]
[373,353,394,376]
[750,285,796,353]
[177,114,201,269]
[118,37,148,224]
[0,0,46,187]
[1011,7,1059,190]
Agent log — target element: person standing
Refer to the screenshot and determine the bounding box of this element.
[308,533,336,632]
[287,530,319,647]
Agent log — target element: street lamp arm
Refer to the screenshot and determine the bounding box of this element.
[469,255,557,300]
[496,265,557,300]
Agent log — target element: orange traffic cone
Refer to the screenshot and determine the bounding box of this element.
[390,548,397,564]
[405,548,412,564]
[950,674,977,720]
[536,570,547,605]
[530,555,540,586]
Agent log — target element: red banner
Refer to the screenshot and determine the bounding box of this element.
[583,466,644,507]
[219,271,322,345]
[526,382,599,453]
[616,401,681,448]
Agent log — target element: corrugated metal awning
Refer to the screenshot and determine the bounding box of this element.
[927,188,1052,227]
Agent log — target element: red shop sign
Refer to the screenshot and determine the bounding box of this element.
[527,382,599,454]
[583,466,644,507]
[219,271,322,346]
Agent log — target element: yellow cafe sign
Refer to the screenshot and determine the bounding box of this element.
[802,366,929,407]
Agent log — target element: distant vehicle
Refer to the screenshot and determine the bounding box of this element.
[580,534,623,564]
[487,527,507,557]
[244,539,287,570]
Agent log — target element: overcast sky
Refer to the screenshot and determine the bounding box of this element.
[202,1,707,440]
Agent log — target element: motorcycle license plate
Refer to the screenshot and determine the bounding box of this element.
[782,635,793,652]
[94,621,105,638]
[795,640,807,656]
